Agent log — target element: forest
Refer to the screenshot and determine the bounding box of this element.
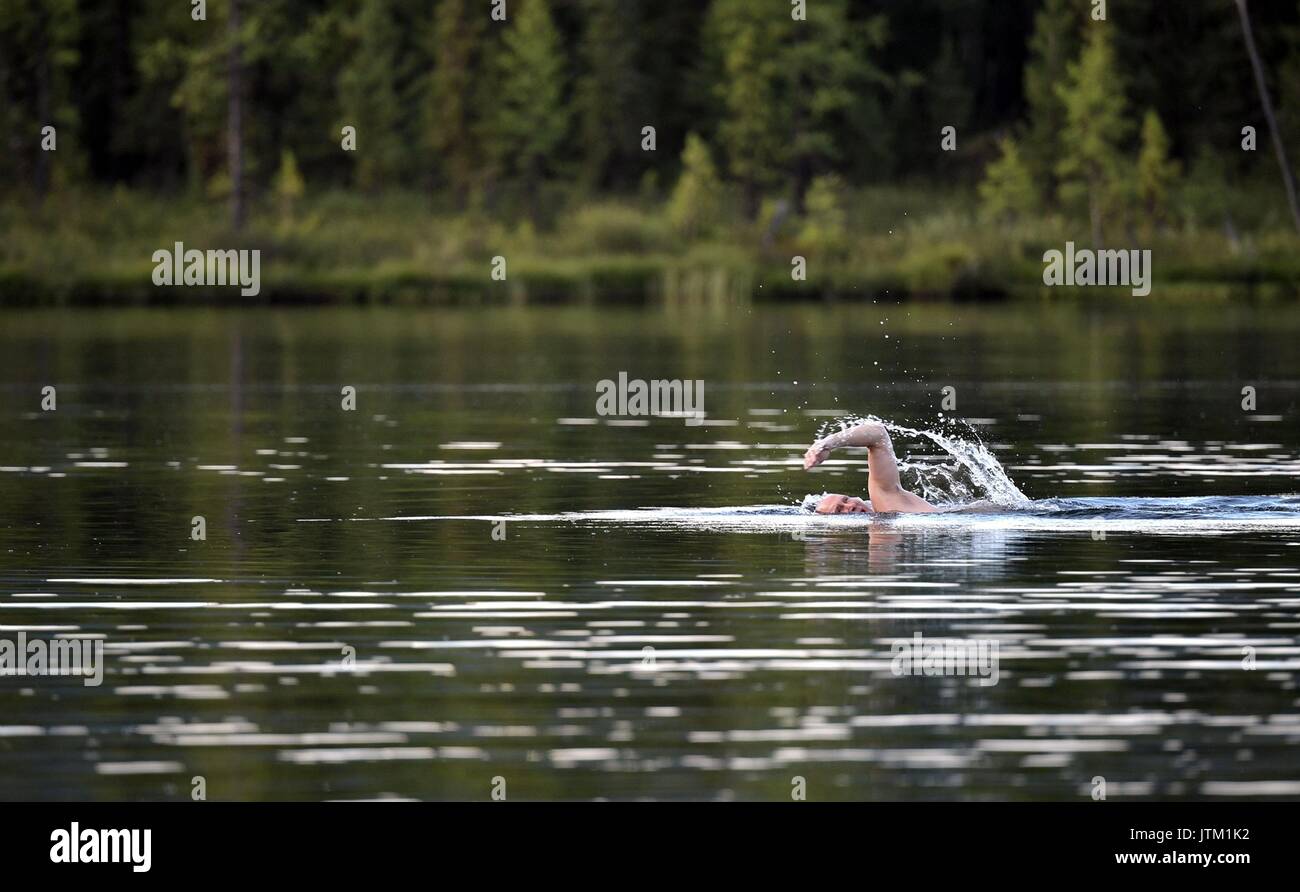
[3,0,1300,302]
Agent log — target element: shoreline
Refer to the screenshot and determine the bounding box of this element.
[4,261,1299,306]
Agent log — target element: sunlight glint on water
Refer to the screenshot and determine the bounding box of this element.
[1,304,1298,801]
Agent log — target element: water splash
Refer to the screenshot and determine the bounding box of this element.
[356,496,1300,535]
[827,415,1030,507]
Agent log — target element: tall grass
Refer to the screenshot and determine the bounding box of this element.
[2,182,1298,305]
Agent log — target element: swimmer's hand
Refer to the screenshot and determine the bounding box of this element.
[803,422,889,469]
[803,440,833,470]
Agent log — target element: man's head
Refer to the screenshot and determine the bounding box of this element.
[813,493,873,515]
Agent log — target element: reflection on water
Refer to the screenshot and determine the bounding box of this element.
[1,303,1299,801]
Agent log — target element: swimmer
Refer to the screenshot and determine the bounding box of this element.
[802,419,937,514]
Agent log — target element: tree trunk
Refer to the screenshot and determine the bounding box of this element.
[1235,0,1300,234]
[227,0,245,231]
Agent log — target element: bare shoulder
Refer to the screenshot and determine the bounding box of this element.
[875,489,937,513]
[909,493,940,513]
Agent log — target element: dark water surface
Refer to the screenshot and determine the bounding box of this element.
[2,302,1299,801]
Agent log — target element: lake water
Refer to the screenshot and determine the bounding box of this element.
[2,301,1299,801]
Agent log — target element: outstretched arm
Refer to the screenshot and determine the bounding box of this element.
[803,420,934,512]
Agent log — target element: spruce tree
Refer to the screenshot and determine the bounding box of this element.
[715,13,782,219]
[781,0,884,210]
[1137,110,1179,225]
[1055,25,1130,245]
[338,0,407,190]
[576,0,644,192]
[429,0,487,207]
[488,0,570,214]
[0,0,82,195]
[1022,0,1081,204]
[667,133,722,238]
[980,137,1038,225]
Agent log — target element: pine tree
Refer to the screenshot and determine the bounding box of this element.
[488,0,570,213]
[136,0,349,215]
[0,0,82,195]
[638,2,713,193]
[1137,110,1179,225]
[144,0,230,196]
[667,133,722,238]
[780,0,886,210]
[428,0,485,207]
[1022,0,1082,204]
[799,174,848,254]
[979,137,1038,224]
[248,3,355,191]
[576,0,644,192]
[338,0,408,190]
[716,16,782,219]
[273,148,304,222]
[705,0,886,215]
[1055,26,1130,245]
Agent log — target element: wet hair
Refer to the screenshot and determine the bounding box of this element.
[801,492,829,513]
